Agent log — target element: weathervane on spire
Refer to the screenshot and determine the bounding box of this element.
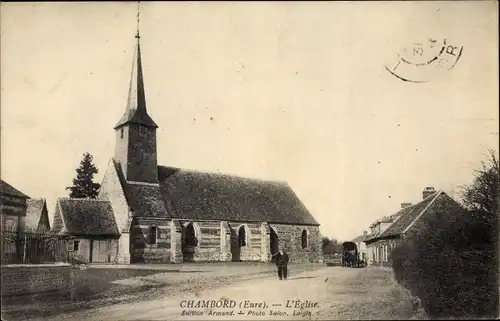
[136,1,140,39]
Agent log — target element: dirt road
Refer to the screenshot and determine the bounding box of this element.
[43,266,426,320]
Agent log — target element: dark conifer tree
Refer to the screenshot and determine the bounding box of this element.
[66,153,101,198]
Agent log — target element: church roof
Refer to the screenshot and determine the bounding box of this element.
[126,182,168,218]
[157,166,320,225]
[26,199,50,231]
[0,180,30,199]
[112,160,167,218]
[114,34,158,129]
[53,198,119,236]
[111,160,319,225]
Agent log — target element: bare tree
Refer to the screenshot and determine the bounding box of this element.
[460,149,499,217]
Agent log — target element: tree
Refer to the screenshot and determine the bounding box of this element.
[321,237,331,249]
[322,237,343,255]
[460,149,499,217]
[66,153,101,199]
[391,150,499,319]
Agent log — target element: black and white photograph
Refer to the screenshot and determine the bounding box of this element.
[1,1,498,320]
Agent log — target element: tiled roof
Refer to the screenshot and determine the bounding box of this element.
[0,180,30,199]
[111,160,167,218]
[26,199,48,231]
[351,234,369,243]
[126,182,168,217]
[110,160,319,226]
[379,191,442,238]
[369,212,402,227]
[158,166,320,225]
[56,198,119,236]
[365,191,443,242]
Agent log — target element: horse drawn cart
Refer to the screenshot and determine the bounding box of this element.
[341,241,365,268]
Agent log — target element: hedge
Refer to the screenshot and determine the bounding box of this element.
[391,209,498,319]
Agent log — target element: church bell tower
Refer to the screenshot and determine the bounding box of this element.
[114,7,159,184]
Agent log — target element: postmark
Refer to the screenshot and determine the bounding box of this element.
[385,38,463,83]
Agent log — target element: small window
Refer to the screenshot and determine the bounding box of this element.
[139,126,146,136]
[120,128,124,138]
[301,230,308,249]
[148,226,157,245]
[68,240,80,252]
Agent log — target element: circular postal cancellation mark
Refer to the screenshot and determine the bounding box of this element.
[384,37,463,83]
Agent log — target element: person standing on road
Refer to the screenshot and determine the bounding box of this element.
[275,247,289,280]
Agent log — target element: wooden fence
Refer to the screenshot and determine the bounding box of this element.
[1,230,70,264]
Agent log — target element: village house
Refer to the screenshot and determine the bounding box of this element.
[52,198,120,263]
[0,180,30,232]
[25,199,51,232]
[351,231,368,263]
[365,187,464,266]
[54,28,323,264]
[1,180,30,263]
[365,210,405,266]
[21,198,57,263]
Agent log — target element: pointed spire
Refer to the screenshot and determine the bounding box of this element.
[115,1,158,130]
[136,1,140,39]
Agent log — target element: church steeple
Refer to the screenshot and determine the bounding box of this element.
[114,3,158,130]
[114,2,159,184]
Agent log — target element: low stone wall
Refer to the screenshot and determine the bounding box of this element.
[1,263,72,297]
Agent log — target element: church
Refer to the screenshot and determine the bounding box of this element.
[52,26,323,265]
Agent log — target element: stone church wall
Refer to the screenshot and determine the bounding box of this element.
[268,224,323,264]
[98,159,130,234]
[166,221,322,264]
[191,221,222,262]
[228,222,264,262]
[125,219,322,264]
[131,218,171,264]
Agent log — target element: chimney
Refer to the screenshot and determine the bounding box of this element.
[422,187,436,200]
[363,230,367,235]
[401,202,412,209]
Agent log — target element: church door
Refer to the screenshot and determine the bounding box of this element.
[182,223,198,262]
[230,228,241,262]
[269,228,279,262]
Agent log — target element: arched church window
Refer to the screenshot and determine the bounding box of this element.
[148,226,157,245]
[120,128,124,139]
[238,226,248,247]
[301,230,308,249]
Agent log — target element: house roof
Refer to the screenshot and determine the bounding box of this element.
[369,212,402,228]
[26,199,48,230]
[351,234,369,243]
[365,190,444,242]
[379,191,442,238]
[0,180,30,199]
[56,198,119,236]
[157,166,320,225]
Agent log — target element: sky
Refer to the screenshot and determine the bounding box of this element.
[1,2,498,241]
